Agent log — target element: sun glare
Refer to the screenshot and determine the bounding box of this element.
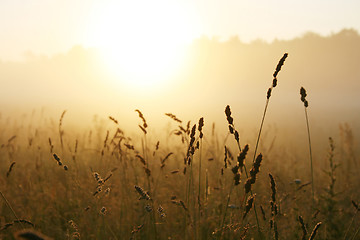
[86,1,199,90]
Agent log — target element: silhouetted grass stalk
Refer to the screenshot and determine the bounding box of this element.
[239,149,262,237]
[198,138,203,239]
[224,106,262,237]
[184,124,197,238]
[59,110,66,151]
[185,157,195,239]
[253,101,269,164]
[0,191,25,229]
[249,53,288,238]
[252,53,288,164]
[248,54,287,239]
[300,87,315,205]
[197,117,204,239]
[244,160,263,239]
[305,108,314,202]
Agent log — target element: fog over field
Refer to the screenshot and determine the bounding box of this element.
[2,1,360,239]
[1,27,360,240]
[1,29,359,134]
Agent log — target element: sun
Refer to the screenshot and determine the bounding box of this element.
[85,0,199,90]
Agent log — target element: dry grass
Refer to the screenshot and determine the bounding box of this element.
[0,54,359,240]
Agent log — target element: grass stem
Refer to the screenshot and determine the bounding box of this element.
[305,103,315,205]
[0,191,25,229]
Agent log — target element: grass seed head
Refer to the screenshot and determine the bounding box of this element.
[225,105,233,125]
[253,154,262,173]
[190,124,196,139]
[136,154,146,166]
[243,194,256,219]
[232,165,239,174]
[135,109,148,130]
[267,88,272,99]
[300,87,307,100]
[198,117,204,132]
[224,146,228,169]
[238,144,249,170]
[108,116,118,124]
[198,117,204,138]
[300,87,309,107]
[135,185,150,200]
[100,206,107,215]
[234,130,239,142]
[245,178,252,194]
[144,167,151,177]
[273,53,288,78]
[269,173,276,202]
[228,125,234,134]
[6,162,16,178]
[53,153,60,162]
[234,172,241,185]
[165,113,182,123]
[272,78,277,87]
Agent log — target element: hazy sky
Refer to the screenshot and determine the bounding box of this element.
[1,0,360,61]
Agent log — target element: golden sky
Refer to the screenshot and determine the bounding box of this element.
[1,0,360,61]
[1,0,359,135]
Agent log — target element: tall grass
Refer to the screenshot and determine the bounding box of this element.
[252,53,288,164]
[300,87,314,205]
[1,54,359,240]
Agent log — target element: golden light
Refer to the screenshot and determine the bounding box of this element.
[86,0,199,91]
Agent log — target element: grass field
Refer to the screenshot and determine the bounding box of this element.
[1,54,359,240]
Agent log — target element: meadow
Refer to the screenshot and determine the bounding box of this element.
[0,53,359,240]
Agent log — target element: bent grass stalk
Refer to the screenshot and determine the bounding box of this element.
[252,53,288,164]
[248,55,288,238]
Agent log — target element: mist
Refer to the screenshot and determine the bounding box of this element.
[1,29,359,151]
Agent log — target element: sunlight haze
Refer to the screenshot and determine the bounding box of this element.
[85,0,198,88]
[1,0,360,61]
[0,0,359,136]
[1,2,360,238]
